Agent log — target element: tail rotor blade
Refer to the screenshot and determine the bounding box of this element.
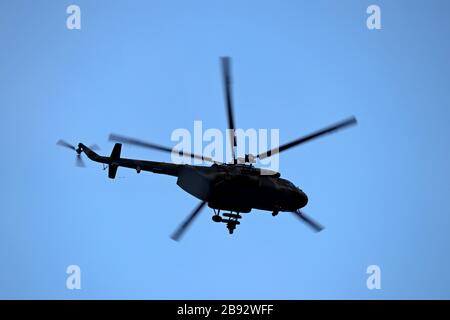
[75,154,85,167]
[57,139,76,150]
[292,210,324,232]
[89,144,100,151]
[171,201,207,241]
[57,139,96,168]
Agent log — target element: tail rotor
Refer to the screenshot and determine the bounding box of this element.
[56,139,99,167]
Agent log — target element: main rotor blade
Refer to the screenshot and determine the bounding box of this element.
[257,116,357,159]
[109,134,219,163]
[292,210,324,232]
[171,201,207,241]
[221,57,237,163]
[56,139,76,150]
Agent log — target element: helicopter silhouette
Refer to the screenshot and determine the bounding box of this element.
[57,57,357,241]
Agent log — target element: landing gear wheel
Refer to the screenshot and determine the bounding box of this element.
[272,210,279,217]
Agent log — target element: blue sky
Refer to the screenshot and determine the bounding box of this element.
[1,0,450,299]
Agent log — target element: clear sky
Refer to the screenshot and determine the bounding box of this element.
[1,0,450,299]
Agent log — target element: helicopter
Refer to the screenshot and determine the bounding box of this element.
[57,57,357,241]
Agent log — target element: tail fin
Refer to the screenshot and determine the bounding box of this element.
[108,143,122,179]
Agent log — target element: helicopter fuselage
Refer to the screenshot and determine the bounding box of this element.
[176,163,308,214]
[79,142,307,214]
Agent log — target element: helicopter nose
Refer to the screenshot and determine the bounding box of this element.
[297,189,308,208]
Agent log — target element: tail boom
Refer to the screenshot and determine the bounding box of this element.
[77,143,181,178]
